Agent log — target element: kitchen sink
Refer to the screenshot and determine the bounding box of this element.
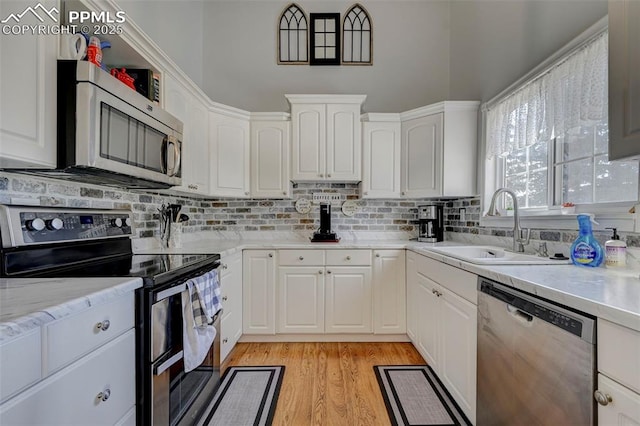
[426,246,570,265]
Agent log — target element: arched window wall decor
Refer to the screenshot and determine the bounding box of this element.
[278,4,308,64]
[342,4,372,65]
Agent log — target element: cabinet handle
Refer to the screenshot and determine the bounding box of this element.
[346,256,351,260]
[319,270,323,274]
[299,256,304,261]
[96,388,111,403]
[222,296,228,301]
[594,390,612,406]
[327,270,332,274]
[223,338,228,344]
[222,264,228,269]
[268,253,273,258]
[95,320,110,332]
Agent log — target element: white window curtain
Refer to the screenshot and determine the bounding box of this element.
[486,31,608,159]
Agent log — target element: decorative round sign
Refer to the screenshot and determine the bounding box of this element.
[295,198,312,214]
[341,200,359,217]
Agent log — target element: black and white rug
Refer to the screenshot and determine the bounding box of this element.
[374,365,471,426]
[199,366,285,426]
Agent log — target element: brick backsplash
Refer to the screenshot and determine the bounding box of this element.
[2,172,638,247]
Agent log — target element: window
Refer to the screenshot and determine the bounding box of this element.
[342,4,372,65]
[310,13,340,65]
[278,4,308,64]
[487,29,639,213]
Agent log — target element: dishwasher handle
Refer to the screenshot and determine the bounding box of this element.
[507,304,534,323]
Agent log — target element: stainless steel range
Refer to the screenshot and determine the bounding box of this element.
[0,205,221,426]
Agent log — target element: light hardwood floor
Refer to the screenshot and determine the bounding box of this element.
[223,342,426,425]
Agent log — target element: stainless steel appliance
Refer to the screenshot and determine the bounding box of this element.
[418,204,443,242]
[311,203,339,242]
[477,277,595,426]
[13,61,183,189]
[0,205,221,426]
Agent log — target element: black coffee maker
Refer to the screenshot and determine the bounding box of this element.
[418,204,444,242]
[311,203,340,242]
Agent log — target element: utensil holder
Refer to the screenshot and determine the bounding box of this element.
[169,223,182,248]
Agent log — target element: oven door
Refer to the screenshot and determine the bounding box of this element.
[150,285,221,426]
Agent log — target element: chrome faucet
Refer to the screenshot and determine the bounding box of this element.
[486,188,531,253]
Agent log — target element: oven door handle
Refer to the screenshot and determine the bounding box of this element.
[155,283,186,302]
[154,350,184,376]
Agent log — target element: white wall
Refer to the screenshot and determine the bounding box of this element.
[449,0,607,102]
[201,1,451,113]
[118,0,205,87]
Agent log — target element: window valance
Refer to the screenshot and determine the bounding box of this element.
[486,31,608,159]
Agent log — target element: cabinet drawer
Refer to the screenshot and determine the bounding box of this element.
[44,293,134,374]
[326,250,371,266]
[0,328,41,403]
[598,319,640,393]
[279,250,325,266]
[417,255,476,304]
[221,311,242,362]
[0,330,135,425]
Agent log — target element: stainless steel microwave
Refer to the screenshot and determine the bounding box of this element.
[18,60,183,189]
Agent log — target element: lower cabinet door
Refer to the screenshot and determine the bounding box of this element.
[278,267,325,333]
[439,287,477,425]
[415,272,439,367]
[0,330,135,425]
[325,266,372,333]
[597,373,640,425]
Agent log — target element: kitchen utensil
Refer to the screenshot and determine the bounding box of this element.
[168,204,182,222]
[178,213,189,223]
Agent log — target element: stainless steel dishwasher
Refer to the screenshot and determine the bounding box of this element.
[477,277,595,426]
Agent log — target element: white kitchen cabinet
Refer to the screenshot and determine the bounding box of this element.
[596,319,640,424]
[372,250,406,334]
[0,291,137,425]
[250,114,291,198]
[405,252,418,341]
[0,0,57,168]
[243,250,276,334]
[277,267,325,333]
[210,109,251,198]
[220,252,243,362]
[608,0,640,160]
[400,101,479,198]
[164,74,210,195]
[286,94,365,182]
[325,266,372,333]
[361,115,402,198]
[410,251,478,424]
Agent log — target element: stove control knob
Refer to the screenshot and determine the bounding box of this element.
[111,218,123,228]
[26,218,45,231]
[46,218,64,231]
[124,218,131,227]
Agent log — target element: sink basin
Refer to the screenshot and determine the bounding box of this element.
[426,246,570,265]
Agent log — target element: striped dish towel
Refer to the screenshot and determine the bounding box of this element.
[187,269,222,327]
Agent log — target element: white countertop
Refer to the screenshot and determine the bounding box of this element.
[139,238,640,332]
[0,277,142,344]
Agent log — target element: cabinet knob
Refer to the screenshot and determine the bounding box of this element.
[319,174,324,178]
[364,191,368,195]
[268,253,273,258]
[376,253,380,257]
[346,256,351,260]
[96,388,111,403]
[594,390,612,406]
[245,192,249,196]
[327,270,332,274]
[401,191,406,196]
[222,296,228,301]
[223,338,228,344]
[319,270,323,274]
[299,256,304,261]
[95,320,110,332]
[283,191,287,195]
[327,174,332,178]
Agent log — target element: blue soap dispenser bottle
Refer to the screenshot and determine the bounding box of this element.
[570,214,604,267]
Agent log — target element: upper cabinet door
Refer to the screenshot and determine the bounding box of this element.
[401,113,443,198]
[210,111,250,197]
[250,120,290,198]
[361,119,401,198]
[326,104,361,181]
[0,0,57,168]
[608,0,640,160]
[291,104,326,180]
[164,74,210,195]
